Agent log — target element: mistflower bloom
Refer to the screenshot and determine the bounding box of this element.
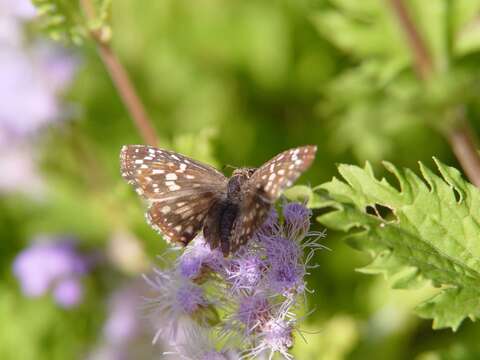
[262,235,304,296]
[178,236,225,280]
[226,253,265,293]
[282,202,311,240]
[144,268,216,344]
[165,325,240,360]
[13,235,89,307]
[235,294,272,334]
[255,208,280,237]
[144,201,324,359]
[246,317,295,360]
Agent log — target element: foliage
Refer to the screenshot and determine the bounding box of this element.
[32,0,111,44]
[317,159,480,330]
[4,0,480,359]
[313,0,480,162]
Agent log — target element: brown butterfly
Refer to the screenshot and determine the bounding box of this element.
[120,145,316,255]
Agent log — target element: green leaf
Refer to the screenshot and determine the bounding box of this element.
[283,185,325,208]
[317,159,480,330]
[32,0,112,44]
[32,0,86,44]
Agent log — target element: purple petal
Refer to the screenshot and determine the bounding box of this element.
[53,277,83,308]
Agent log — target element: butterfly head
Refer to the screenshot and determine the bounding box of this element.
[227,168,256,202]
[232,167,256,178]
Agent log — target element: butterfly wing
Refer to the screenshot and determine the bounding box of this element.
[120,145,228,246]
[229,145,317,253]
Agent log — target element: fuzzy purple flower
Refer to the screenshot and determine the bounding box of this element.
[262,235,305,295]
[144,269,216,345]
[165,325,240,360]
[255,208,280,237]
[226,253,265,293]
[145,201,324,359]
[13,236,89,308]
[282,202,311,240]
[178,236,225,280]
[251,318,295,360]
[236,294,272,334]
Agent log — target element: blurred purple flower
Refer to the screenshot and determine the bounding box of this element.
[0,143,44,195]
[144,269,214,344]
[0,41,77,146]
[13,236,89,308]
[88,282,162,360]
[0,0,36,46]
[0,8,77,196]
[53,277,84,308]
[166,326,240,360]
[0,0,37,19]
[104,286,141,344]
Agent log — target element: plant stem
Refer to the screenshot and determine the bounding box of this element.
[388,0,480,187]
[80,0,158,147]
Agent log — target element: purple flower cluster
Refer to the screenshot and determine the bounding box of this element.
[145,202,324,359]
[13,235,90,308]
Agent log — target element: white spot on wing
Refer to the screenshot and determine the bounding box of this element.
[161,205,171,214]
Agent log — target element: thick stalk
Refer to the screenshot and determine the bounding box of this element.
[80,0,158,146]
[388,0,480,187]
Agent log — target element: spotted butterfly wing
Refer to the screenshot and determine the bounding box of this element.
[120,145,227,245]
[229,145,317,252]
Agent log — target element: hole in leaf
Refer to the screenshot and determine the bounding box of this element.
[452,187,462,203]
[365,203,398,222]
[365,205,377,216]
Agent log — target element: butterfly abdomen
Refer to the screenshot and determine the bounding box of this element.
[219,202,239,255]
[203,199,238,255]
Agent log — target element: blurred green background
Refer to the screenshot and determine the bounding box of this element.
[3,0,480,359]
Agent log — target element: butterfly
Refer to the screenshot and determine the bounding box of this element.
[120,145,317,256]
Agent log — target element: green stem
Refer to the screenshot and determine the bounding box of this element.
[80,0,158,147]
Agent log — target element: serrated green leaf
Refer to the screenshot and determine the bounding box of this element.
[317,159,480,330]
